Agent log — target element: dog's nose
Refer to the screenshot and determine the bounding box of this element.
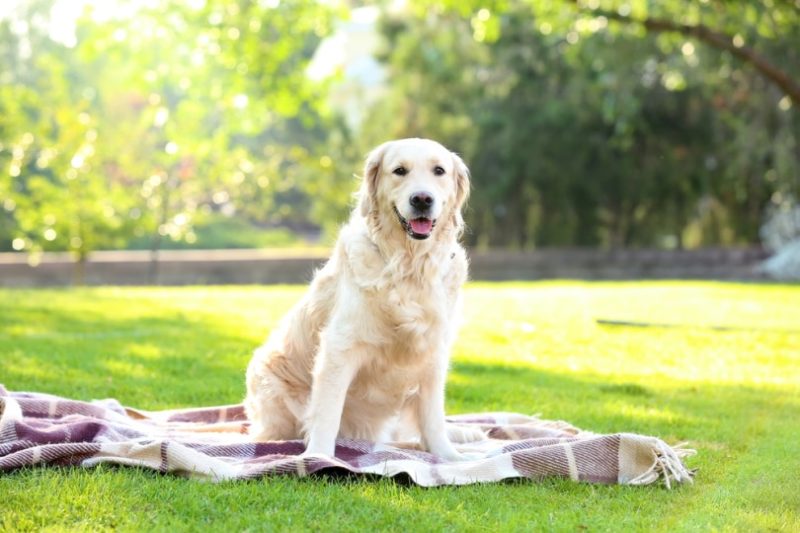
[410,192,434,210]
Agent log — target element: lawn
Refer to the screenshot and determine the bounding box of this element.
[1,281,798,532]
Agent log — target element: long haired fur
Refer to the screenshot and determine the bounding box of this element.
[244,138,482,460]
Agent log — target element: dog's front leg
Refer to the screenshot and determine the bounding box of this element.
[417,360,468,462]
[303,337,360,458]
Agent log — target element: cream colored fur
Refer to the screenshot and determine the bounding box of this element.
[244,138,484,460]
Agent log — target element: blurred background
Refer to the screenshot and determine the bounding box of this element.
[1,0,798,284]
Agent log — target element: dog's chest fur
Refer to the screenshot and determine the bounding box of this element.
[345,237,462,358]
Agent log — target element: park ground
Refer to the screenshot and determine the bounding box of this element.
[1,281,798,531]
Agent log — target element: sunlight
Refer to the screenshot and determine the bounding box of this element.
[1,0,138,47]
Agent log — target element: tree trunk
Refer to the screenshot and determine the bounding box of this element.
[148,175,173,285]
[73,253,87,286]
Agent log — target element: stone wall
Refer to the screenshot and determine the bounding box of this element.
[0,247,770,287]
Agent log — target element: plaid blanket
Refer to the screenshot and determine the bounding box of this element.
[0,385,695,487]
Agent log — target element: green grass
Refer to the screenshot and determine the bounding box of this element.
[1,281,799,532]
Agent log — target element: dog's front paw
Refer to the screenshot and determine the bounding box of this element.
[298,449,338,465]
[446,424,488,444]
[299,439,337,461]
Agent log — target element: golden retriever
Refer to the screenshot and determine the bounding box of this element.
[244,138,484,460]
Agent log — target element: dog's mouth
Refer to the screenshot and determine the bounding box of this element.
[393,205,436,240]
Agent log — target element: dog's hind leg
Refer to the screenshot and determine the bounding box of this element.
[246,395,301,442]
[245,358,305,442]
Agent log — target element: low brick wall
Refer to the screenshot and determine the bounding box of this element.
[468,247,770,281]
[0,247,770,287]
[0,249,329,287]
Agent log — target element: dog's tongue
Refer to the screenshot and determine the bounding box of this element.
[410,218,433,235]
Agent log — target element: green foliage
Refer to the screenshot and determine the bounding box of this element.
[1,282,799,530]
[1,0,798,253]
[363,0,800,248]
[126,214,305,250]
[0,0,343,255]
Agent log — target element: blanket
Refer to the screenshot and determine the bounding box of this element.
[0,385,695,487]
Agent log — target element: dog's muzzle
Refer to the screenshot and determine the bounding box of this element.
[393,205,436,240]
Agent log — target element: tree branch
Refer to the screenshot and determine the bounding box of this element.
[578,7,800,105]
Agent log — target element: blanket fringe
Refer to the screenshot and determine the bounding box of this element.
[628,440,696,489]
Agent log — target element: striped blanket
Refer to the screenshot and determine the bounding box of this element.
[0,385,695,487]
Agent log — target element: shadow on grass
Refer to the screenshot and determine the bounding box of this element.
[3,287,798,460]
[448,360,797,450]
[3,292,795,441]
[0,294,259,408]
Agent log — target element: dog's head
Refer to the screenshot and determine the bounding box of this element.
[359,138,470,241]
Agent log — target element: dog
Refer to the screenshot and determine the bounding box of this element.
[244,138,484,461]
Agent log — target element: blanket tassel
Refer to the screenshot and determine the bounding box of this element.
[629,440,696,489]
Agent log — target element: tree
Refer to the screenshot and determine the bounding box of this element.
[0,0,133,276]
[572,0,800,105]
[1,0,344,267]
[359,0,799,248]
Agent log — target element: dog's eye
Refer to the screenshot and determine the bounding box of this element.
[392,166,408,176]
[433,166,445,176]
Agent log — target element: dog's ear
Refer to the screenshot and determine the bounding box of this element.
[451,152,471,229]
[359,142,389,217]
